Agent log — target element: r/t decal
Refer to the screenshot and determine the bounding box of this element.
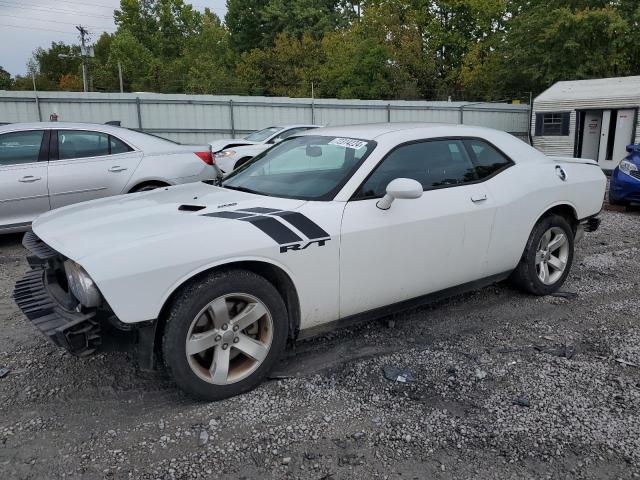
[280,238,330,253]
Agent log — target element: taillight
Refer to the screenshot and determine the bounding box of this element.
[195,151,215,165]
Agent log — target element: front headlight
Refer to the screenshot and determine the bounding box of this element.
[64,260,101,307]
[619,159,638,175]
[218,149,236,158]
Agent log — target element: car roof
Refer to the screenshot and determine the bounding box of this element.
[0,121,131,133]
[0,122,189,150]
[272,124,321,129]
[297,122,501,140]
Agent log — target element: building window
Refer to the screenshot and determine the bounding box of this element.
[535,112,570,136]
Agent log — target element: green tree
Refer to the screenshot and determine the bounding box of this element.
[105,29,159,91]
[225,0,271,52]
[183,11,240,94]
[226,0,345,52]
[477,4,630,96]
[31,42,82,88]
[114,0,202,59]
[0,66,11,90]
[319,29,404,99]
[237,32,323,96]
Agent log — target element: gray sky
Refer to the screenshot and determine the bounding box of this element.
[0,0,228,76]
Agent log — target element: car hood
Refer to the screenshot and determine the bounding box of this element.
[32,182,306,261]
[209,138,259,152]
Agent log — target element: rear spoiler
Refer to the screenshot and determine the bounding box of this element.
[548,156,599,166]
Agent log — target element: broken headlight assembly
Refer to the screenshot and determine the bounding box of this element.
[64,260,101,308]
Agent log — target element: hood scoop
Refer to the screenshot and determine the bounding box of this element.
[178,204,206,212]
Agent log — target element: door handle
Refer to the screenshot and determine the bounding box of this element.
[108,166,128,172]
[471,194,487,203]
[19,176,42,183]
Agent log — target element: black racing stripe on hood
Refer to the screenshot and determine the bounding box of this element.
[271,211,329,239]
[237,207,282,214]
[238,216,302,244]
[203,211,254,219]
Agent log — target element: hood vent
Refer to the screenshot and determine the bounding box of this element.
[178,204,206,212]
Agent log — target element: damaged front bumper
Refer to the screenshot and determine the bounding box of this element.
[14,268,101,356]
[13,232,157,368]
[575,216,601,243]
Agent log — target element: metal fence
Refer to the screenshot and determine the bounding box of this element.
[0,91,531,144]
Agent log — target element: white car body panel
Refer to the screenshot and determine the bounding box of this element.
[30,123,606,333]
[340,182,495,318]
[32,183,342,328]
[215,144,271,173]
[211,125,321,173]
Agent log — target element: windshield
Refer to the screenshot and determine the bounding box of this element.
[244,127,282,142]
[222,135,376,200]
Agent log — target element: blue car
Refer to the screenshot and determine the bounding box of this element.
[610,144,640,205]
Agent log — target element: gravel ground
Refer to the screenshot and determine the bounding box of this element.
[1,208,639,480]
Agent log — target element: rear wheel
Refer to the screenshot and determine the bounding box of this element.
[510,214,574,295]
[162,269,288,401]
[608,193,627,207]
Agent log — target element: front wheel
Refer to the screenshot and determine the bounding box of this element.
[510,214,574,295]
[162,269,288,400]
[131,182,168,193]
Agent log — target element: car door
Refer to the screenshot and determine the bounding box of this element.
[339,138,497,318]
[48,129,143,209]
[0,129,50,230]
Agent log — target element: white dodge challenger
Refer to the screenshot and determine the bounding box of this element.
[14,123,606,400]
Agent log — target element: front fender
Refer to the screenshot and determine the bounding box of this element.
[81,229,290,324]
[156,255,299,319]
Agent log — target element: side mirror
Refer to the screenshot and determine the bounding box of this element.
[376,178,423,210]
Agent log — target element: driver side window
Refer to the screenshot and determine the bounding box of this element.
[355,139,478,199]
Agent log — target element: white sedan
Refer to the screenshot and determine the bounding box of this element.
[14,123,606,400]
[210,124,320,173]
[0,122,221,233]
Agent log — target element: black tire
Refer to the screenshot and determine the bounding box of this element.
[130,182,167,193]
[608,193,627,207]
[233,157,252,169]
[162,269,288,401]
[510,214,574,296]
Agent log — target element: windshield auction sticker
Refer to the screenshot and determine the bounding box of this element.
[328,137,368,150]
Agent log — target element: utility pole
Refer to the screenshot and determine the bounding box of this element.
[76,25,89,92]
[117,61,124,93]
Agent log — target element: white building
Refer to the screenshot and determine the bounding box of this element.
[532,76,640,170]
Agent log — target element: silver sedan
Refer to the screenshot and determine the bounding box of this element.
[0,122,222,233]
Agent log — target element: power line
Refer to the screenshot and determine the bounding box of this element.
[0,23,79,35]
[0,1,114,19]
[2,14,115,31]
[41,0,117,9]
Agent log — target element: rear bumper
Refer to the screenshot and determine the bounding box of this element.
[13,269,101,356]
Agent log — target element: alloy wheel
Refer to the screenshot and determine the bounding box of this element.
[185,293,273,385]
[535,226,570,285]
